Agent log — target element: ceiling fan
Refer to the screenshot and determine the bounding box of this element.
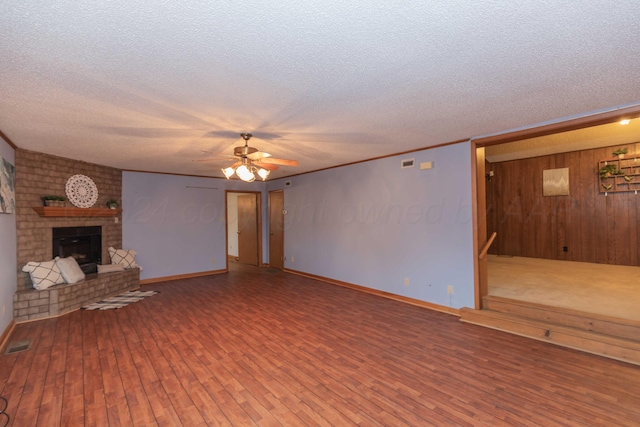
[217,133,298,182]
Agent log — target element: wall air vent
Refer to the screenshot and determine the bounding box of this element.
[401,159,415,169]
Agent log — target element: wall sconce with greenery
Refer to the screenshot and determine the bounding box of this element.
[612,148,628,159]
[598,164,623,179]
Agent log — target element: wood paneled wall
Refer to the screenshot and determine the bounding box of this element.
[486,144,640,266]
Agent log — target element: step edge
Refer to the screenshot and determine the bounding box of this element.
[459,316,640,367]
[460,308,640,350]
[482,295,640,328]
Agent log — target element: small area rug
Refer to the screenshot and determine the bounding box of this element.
[82,290,158,310]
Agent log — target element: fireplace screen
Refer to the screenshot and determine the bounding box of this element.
[52,226,102,274]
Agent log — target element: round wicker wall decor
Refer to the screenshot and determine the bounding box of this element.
[65,174,98,208]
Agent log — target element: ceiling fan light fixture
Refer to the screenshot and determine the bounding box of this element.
[236,164,255,182]
[257,168,270,181]
[217,133,296,181]
[221,166,235,179]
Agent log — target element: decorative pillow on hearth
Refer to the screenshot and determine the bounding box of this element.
[22,260,66,290]
[108,247,138,269]
[97,263,125,273]
[55,256,85,284]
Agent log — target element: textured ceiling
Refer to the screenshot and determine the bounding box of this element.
[486,119,640,163]
[1,1,640,179]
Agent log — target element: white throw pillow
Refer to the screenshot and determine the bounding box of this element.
[108,247,138,269]
[22,260,66,290]
[97,263,125,274]
[55,256,86,283]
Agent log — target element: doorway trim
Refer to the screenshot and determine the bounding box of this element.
[225,190,263,270]
[472,104,640,309]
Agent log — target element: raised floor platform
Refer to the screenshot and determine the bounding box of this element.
[487,255,640,322]
[13,268,140,322]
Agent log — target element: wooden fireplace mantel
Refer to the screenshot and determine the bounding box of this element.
[32,206,122,217]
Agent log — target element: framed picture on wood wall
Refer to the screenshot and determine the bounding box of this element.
[542,167,569,196]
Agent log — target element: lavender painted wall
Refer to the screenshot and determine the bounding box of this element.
[0,140,16,334]
[122,172,260,280]
[123,141,475,309]
[266,141,475,309]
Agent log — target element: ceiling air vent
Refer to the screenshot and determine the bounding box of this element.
[401,158,415,169]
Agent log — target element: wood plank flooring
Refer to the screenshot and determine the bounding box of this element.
[1,263,639,426]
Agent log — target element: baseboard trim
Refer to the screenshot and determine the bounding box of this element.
[284,269,460,317]
[14,309,84,324]
[140,269,227,285]
[0,320,16,353]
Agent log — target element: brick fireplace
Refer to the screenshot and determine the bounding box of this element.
[14,149,123,291]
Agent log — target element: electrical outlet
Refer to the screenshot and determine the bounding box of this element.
[404,278,409,286]
[114,217,119,224]
[291,256,295,263]
[211,258,216,265]
[447,285,453,295]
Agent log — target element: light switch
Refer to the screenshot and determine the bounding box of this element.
[420,161,433,170]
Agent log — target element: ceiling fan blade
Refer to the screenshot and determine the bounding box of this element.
[194,154,237,162]
[203,131,283,140]
[250,132,283,140]
[203,130,244,139]
[247,151,272,161]
[200,150,236,156]
[253,161,279,171]
[257,157,298,167]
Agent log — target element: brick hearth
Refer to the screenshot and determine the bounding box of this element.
[13,269,139,322]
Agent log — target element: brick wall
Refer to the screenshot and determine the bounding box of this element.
[15,149,122,290]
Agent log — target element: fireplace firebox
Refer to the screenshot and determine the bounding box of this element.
[52,226,102,274]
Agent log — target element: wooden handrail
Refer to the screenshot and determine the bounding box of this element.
[479,232,497,259]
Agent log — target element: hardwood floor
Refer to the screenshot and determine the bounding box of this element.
[1,263,639,426]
